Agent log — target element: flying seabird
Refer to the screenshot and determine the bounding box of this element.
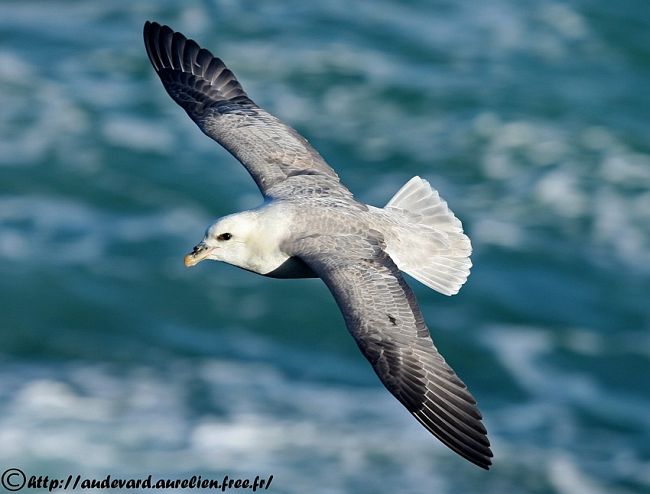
[143,21,492,469]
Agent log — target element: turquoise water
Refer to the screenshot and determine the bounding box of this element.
[1,1,649,492]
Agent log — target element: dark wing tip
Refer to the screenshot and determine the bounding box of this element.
[143,21,184,74]
[143,20,250,108]
[413,396,493,470]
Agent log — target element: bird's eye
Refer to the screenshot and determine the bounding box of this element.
[217,233,232,241]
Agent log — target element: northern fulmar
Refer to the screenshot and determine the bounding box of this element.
[143,21,492,469]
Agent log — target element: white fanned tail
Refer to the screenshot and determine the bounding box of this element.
[384,176,472,296]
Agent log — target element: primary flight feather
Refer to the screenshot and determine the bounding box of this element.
[143,20,492,469]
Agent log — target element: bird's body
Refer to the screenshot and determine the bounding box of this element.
[144,21,492,469]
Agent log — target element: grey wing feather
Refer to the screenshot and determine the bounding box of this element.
[143,21,340,195]
[290,234,493,469]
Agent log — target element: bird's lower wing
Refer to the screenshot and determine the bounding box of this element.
[291,234,493,469]
[143,21,339,196]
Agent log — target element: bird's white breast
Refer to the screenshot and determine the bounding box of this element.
[243,204,295,276]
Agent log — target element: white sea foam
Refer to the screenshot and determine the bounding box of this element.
[549,454,609,494]
[0,196,207,270]
[467,112,650,271]
[102,116,176,152]
[4,345,639,492]
[0,357,462,493]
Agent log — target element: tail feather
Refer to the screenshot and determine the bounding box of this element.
[384,177,472,296]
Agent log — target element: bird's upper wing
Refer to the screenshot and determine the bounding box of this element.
[290,233,492,469]
[143,21,340,196]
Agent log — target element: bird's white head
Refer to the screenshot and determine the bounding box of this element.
[183,209,289,275]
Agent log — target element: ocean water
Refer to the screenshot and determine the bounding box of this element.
[1,0,649,492]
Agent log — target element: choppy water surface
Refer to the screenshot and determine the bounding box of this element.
[1,1,649,493]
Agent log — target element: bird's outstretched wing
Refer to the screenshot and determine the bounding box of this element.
[143,21,340,196]
[290,233,492,469]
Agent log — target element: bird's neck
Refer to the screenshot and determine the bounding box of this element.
[238,205,293,276]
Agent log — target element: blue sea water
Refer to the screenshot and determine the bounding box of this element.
[1,1,649,492]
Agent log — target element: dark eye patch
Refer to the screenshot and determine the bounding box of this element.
[217,233,232,241]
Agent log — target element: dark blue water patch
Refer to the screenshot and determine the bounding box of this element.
[470,246,629,331]
[583,1,650,65]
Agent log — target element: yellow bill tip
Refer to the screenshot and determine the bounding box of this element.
[183,253,196,267]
